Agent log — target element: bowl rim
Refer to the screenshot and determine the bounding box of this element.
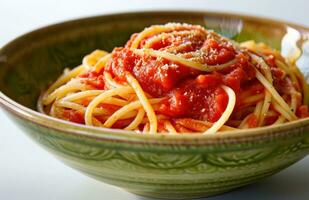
[1,10,309,144]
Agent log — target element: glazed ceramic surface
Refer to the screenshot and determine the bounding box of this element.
[0,12,309,199]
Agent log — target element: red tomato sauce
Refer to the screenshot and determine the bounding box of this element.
[103,29,257,122]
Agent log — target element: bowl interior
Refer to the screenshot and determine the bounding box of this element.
[0,11,308,111]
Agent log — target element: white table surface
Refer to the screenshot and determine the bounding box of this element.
[0,0,308,199]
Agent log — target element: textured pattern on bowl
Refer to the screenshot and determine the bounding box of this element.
[0,11,309,199]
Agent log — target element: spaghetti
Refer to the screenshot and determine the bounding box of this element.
[39,23,309,134]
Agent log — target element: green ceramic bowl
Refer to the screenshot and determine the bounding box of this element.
[1,11,309,199]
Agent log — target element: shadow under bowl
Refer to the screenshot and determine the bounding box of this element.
[0,11,309,199]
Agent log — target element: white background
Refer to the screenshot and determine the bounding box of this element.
[0,0,309,200]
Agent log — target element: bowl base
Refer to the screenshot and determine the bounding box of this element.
[127,189,232,200]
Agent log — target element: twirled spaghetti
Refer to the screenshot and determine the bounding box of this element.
[39,23,309,134]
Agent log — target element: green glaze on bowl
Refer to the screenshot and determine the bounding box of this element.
[0,11,309,199]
